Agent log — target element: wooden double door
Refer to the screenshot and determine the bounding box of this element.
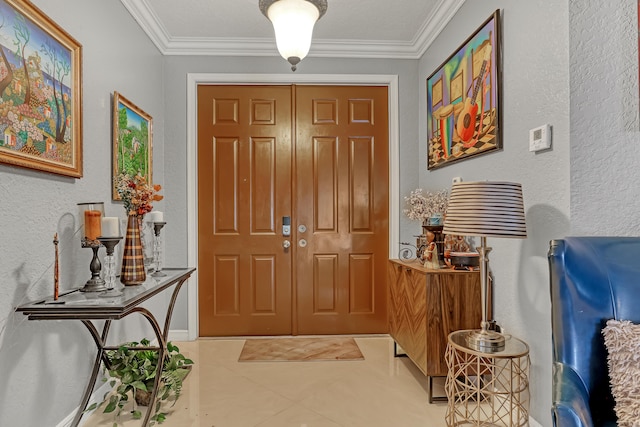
[197,84,389,336]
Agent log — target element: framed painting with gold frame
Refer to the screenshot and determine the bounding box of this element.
[112,91,152,200]
[0,0,82,178]
[426,9,502,170]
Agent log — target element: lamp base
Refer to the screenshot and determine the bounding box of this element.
[465,329,505,353]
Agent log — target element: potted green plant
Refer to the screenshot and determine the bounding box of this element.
[91,338,194,424]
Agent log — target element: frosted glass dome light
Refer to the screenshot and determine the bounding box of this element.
[259,0,328,71]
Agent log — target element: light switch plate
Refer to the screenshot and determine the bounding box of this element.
[529,124,551,152]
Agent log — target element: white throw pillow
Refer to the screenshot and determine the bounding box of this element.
[602,319,640,427]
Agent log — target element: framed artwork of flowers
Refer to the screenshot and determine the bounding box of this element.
[0,0,82,178]
[112,91,152,200]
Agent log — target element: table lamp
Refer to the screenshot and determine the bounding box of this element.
[442,181,526,352]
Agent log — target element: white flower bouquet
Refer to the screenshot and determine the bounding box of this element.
[403,188,448,221]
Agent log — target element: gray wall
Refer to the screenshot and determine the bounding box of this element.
[569,0,640,233]
[0,1,165,425]
[417,1,570,425]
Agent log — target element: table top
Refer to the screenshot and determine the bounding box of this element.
[16,267,195,320]
[448,329,529,358]
[389,259,479,274]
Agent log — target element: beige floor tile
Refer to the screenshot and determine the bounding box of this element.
[254,405,343,427]
[83,337,447,427]
[227,360,363,402]
[297,367,442,427]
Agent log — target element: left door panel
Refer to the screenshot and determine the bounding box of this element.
[197,85,293,336]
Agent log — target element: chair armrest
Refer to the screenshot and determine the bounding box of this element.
[552,362,594,427]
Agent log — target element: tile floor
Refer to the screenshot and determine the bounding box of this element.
[83,336,448,427]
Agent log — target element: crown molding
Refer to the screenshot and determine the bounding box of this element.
[120,0,171,53]
[121,0,466,59]
[413,0,466,57]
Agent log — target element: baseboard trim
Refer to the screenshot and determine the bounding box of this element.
[55,381,112,427]
[168,329,190,342]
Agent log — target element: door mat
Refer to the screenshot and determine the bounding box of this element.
[238,337,364,362]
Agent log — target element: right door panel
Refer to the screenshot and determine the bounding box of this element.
[294,85,389,334]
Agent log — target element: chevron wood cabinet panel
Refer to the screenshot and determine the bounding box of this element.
[388,260,483,378]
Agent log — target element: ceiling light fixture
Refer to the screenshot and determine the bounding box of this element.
[259,0,327,71]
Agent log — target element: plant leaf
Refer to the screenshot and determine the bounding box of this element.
[104,398,117,414]
[122,371,134,384]
[154,412,167,423]
[132,410,142,419]
[132,380,148,391]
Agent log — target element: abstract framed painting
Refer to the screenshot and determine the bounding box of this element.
[426,9,502,170]
[112,91,152,200]
[0,0,82,177]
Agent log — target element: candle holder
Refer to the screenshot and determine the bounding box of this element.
[151,221,166,277]
[78,202,107,292]
[140,219,154,273]
[80,240,108,292]
[98,236,123,295]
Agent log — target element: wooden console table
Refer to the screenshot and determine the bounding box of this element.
[387,259,484,402]
[15,267,195,427]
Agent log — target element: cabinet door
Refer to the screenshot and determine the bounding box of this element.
[425,272,482,376]
[388,262,427,374]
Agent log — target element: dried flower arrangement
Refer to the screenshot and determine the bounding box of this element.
[115,173,163,216]
[403,188,448,221]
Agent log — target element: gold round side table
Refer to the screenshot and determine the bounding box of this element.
[445,330,530,427]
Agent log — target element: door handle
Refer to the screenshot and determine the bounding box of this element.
[283,240,291,249]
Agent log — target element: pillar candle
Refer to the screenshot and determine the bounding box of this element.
[84,210,102,240]
[147,211,164,223]
[101,217,120,237]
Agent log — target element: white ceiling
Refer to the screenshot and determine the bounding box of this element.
[120,0,466,59]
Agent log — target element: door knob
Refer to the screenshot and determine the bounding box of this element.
[283,240,291,249]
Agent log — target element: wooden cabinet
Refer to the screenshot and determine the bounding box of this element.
[387,259,484,401]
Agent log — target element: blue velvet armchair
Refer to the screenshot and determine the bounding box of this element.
[548,237,640,427]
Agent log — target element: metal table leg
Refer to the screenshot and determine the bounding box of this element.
[71,320,112,427]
